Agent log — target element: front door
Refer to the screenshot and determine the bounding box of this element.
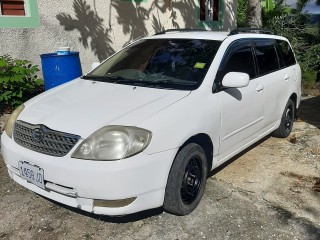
[216,39,265,159]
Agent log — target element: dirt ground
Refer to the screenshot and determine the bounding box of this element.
[0,94,319,239]
[215,95,320,223]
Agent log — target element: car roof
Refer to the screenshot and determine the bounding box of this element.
[144,30,288,42]
[145,31,230,41]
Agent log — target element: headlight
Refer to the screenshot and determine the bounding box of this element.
[71,126,152,160]
[5,104,25,138]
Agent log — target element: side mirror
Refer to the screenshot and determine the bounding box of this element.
[91,62,100,70]
[222,72,250,88]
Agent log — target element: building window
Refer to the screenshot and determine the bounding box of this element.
[0,0,39,28]
[198,0,223,28]
[200,0,220,22]
[1,0,25,16]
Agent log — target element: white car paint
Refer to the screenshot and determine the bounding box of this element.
[1,31,301,216]
[17,79,190,139]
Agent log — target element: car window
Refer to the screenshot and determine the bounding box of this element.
[254,39,280,76]
[276,40,296,67]
[274,43,285,68]
[216,39,256,84]
[85,39,221,90]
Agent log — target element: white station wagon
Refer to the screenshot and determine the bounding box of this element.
[1,29,301,216]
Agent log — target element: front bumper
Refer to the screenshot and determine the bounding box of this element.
[1,132,177,215]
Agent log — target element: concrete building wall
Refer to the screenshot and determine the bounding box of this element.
[0,0,236,74]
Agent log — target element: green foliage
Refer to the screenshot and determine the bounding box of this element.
[262,0,276,13]
[301,67,316,82]
[297,0,309,12]
[262,0,293,23]
[237,0,247,27]
[235,0,320,82]
[262,1,320,83]
[0,55,44,113]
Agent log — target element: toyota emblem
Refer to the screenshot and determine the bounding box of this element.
[32,128,45,142]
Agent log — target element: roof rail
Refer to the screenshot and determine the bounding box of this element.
[154,28,208,35]
[229,28,274,36]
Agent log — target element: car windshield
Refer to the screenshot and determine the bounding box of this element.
[83,38,221,90]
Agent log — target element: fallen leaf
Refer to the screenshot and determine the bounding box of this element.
[290,134,297,144]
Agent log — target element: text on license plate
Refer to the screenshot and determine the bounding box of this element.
[18,161,45,189]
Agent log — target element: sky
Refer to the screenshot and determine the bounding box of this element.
[285,0,320,14]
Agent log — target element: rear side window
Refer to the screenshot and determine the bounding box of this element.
[218,40,256,80]
[276,40,296,67]
[254,39,279,76]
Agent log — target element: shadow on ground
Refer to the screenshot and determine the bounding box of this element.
[270,205,320,239]
[298,96,320,129]
[208,135,270,178]
[210,95,320,179]
[45,196,164,223]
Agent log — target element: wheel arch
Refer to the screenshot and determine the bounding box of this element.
[289,92,298,118]
[177,133,214,173]
[289,92,297,107]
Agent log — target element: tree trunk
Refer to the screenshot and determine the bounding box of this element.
[246,0,262,28]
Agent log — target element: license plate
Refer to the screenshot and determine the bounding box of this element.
[18,161,45,189]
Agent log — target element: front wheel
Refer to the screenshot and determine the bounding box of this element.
[272,99,295,138]
[163,143,208,216]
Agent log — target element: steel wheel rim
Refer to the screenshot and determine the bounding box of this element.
[284,105,294,132]
[180,156,203,204]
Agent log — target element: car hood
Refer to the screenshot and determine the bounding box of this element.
[18,79,190,138]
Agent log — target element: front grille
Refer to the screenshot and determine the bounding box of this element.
[13,121,81,157]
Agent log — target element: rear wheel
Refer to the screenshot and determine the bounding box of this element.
[163,143,208,216]
[272,99,295,138]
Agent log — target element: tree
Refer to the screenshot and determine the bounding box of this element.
[297,0,309,12]
[262,0,320,83]
[237,0,248,27]
[246,0,262,28]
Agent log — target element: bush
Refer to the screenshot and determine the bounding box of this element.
[263,9,320,83]
[0,55,44,114]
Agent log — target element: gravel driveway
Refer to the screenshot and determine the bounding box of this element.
[0,96,319,240]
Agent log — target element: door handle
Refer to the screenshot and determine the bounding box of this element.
[256,84,264,92]
[284,74,290,80]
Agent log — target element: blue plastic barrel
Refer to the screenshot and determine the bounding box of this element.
[40,52,82,90]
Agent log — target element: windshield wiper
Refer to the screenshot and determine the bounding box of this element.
[114,79,197,86]
[114,79,145,84]
[81,75,126,81]
[149,79,197,85]
[115,78,198,87]
[82,76,149,85]
[82,75,197,87]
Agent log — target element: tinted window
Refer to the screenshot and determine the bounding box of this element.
[274,43,285,68]
[218,40,256,80]
[276,40,296,67]
[254,39,279,75]
[86,39,221,90]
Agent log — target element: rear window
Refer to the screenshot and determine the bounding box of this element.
[276,40,296,67]
[254,39,280,76]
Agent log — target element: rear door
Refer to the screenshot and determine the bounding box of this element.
[253,39,289,128]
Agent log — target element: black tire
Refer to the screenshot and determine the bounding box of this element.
[272,99,295,138]
[163,143,208,216]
